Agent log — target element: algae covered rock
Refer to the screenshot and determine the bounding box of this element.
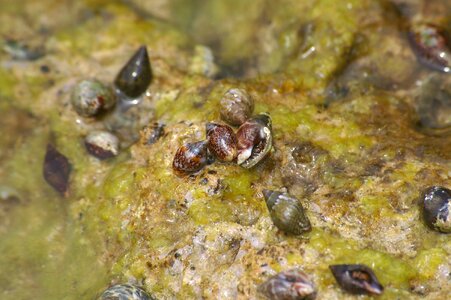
[0,0,450,300]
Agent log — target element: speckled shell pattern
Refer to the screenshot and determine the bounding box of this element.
[263,190,311,235]
[99,284,155,300]
[206,122,237,162]
[258,269,317,300]
[329,264,384,295]
[172,140,208,174]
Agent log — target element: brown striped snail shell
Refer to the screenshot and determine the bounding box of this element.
[220,88,254,126]
[263,190,311,235]
[408,23,451,73]
[258,268,317,300]
[206,122,237,162]
[172,140,208,175]
[329,264,384,295]
[236,113,272,168]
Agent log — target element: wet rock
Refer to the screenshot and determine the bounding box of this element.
[416,75,451,129]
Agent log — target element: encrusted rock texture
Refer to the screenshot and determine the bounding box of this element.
[0,0,450,299]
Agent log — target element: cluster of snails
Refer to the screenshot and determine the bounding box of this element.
[259,264,383,299]
[172,88,273,175]
[70,46,152,160]
[43,46,152,194]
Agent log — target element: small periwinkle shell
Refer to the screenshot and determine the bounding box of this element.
[329,264,384,295]
[422,186,451,233]
[98,283,155,300]
[206,122,237,162]
[172,141,209,175]
[43,144,71,195]
[263,190,311,235]
[114,45,152,98]
[71,79,115,117]
[236,113,272,168]
[408,23,451,73]
[258,268,317,300]
[85,131,119,160]
[220,88,254,126]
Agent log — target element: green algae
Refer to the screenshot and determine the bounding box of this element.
[1,0,450,299]
[413,248,447,280]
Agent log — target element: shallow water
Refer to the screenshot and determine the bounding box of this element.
[0,0,450,299]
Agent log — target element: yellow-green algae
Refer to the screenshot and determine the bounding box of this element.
[0,0,450,299]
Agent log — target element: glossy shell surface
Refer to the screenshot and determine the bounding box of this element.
[236,113,272,168]
[263,190,311,235]
[220,88,254,126]
[422,186,451,233]
[71,79,115,117]
[172,140,208,175]
[206,122,237,162]
[258,268,316,300]
[98,283,155,300]
[114,46,152,98]
[329,264,384,295]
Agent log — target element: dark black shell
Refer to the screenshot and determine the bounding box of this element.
[408,23,451,73]
[263,190,311,235]
[172,140,208,175]
[98,283,155,300]
[258,268,316,300]
[43,144,71,195]
[114,46,152,98]
[422,186,451,233]
[236,113,272,168]
[329,264,384,295]
[206,122,237,162]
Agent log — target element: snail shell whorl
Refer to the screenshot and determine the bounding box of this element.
[206,122,237,162]
[263,190,311,235]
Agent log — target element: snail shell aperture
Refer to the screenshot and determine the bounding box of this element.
[258,268,317,300]
[236,113,272,168]
[329,264,384,295]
